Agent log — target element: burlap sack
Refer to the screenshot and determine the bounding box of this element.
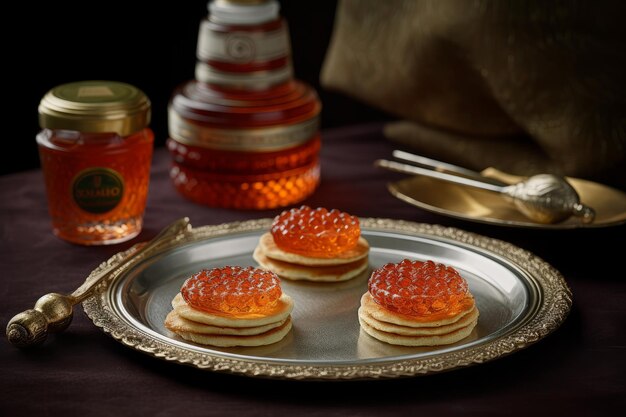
[321,0,626,189]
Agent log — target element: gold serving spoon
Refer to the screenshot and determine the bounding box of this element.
[6,217,191,348]
[376,151,595,224]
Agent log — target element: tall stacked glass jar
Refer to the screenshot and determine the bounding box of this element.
[167,0,321,209]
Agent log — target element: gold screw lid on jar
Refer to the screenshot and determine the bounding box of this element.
[38,81,151,136]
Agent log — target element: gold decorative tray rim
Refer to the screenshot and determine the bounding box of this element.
[82,218,572,380]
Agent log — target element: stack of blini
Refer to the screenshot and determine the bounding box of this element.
[254,206,370,282]
[359,259,479,346]
[165,266,294,347]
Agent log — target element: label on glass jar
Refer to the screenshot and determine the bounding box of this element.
[197,22,289,63]
[71,168,124,214]
[169,111,319,152]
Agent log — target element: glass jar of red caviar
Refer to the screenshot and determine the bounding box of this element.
[37,81,153,245]
[167,0,321,210]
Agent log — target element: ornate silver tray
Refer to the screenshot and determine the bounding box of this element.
[83,218,572,380]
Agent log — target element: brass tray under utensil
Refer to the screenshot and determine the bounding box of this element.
[83,218,571,380]
[389,168,626,229]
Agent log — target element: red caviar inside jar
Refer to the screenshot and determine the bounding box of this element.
[167,0,321,210]
[36,81,153,245]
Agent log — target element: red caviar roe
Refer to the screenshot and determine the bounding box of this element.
[368,259,470,317]
[181,266,282,315]
[270,206,360,258]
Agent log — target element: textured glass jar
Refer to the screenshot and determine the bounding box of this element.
[167,0,321,210]
[37,81,153,245]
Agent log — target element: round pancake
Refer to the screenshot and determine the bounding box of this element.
[360,292,475,327]
[172,292,293,327]
[257,232,370,266]
[254,245,369,282]
[358,305,479,336]
[164,310,287,335]
[173,317,293,347]
[359,315,477,346]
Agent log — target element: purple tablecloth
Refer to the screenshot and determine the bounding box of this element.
[1,123,624,416]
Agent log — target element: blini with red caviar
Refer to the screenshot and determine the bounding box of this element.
[253,206,370,282]
[359,260,479,346]
[164,266,294,347]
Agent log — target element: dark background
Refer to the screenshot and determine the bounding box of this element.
[4,0,392,175]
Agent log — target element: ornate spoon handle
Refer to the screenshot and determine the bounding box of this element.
[6,218,191,348]
[391,150,508,186]
[375,159,505,192]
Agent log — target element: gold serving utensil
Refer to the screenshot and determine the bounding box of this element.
[6,217,191,348]
[376,151,595,224]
